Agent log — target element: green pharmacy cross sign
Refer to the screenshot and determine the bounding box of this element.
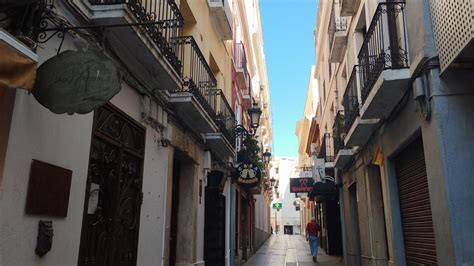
[272,203,282,210]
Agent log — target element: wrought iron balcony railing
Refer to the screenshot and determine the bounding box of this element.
[216,90,236,146]
[342,66,360,134]
[234,42,250,94]
[88,0,184,75]
[333,110,345,155]
[234,42,247,72]
[174,36,218,118]
[328,3,348,51]
[318,133,335,163]
[357,2,408,104]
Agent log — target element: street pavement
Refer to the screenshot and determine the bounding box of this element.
[244,234,343,266]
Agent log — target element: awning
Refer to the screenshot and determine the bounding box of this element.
[0,29,38,90]
[308,181,338,202]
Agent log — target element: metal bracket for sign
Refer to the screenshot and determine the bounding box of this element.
[29,1,180,54]
[321,175,335,183]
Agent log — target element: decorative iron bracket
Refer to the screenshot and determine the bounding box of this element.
[234,124,256,137]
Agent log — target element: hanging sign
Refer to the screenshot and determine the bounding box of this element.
[33,49,121,114]
[234,163,262,188]
[272,203,282,209]
[289,177,314,193]
[313,158,325,182]
[299,170,312,178]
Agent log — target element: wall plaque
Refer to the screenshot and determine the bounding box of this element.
[25,159,72,217]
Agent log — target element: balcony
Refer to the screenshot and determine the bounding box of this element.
[358,2,411,120]
[70,0,184,91]
[318,133,334,164]
[208,0,233,40]
[340,0,361,16]
[333,111,353,169]
[234,42,250,91]
[205,90,236,160]
[169,36,219,135]
[328,4,348,63]
[343,66,379,148]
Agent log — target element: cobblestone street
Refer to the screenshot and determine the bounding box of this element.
[245,235,343,266]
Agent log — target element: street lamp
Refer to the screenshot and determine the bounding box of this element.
[248,103,262,129]
[235,103,262,137]
[263,149,272,164]
[270,177,276,187]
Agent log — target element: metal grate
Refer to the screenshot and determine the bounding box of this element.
[216,90,236,146]
[174,36,218,119]
[358,2,409,105]
[342,66,360,134]
[429,0,474,72]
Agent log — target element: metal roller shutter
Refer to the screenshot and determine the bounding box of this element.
[395,139,438,265]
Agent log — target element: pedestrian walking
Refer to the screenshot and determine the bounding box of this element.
[305,217,321,262]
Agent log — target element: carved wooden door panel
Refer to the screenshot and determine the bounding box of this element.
[79,104,145,266]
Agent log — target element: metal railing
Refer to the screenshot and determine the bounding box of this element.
[216,90,236,146]
[357,2,408,104]
[234,42,247,72]
[234,42,251,100]
[318,133,335,163]
[328,3,348,51]
[342,66,360,134]
[88,0,184,75]
[174,36,218,118]
[333,110,345,155]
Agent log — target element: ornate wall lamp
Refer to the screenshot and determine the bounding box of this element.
[234,103,262,137]
[262,149,272,165]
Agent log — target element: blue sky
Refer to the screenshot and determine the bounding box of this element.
[260,0,318,158]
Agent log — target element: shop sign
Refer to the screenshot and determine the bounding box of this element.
[289,177,314,193]
[33,49,121,114]
[235,163,261,188]
[299,170,312,178]
[313,158,325,182]
[272,203,282,209]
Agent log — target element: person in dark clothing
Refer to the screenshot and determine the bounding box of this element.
[305,217,321,262]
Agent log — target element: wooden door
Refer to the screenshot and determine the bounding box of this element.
[78,104,145,266]
[204,187,226,266]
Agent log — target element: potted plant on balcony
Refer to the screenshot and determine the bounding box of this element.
[237,136,264,169]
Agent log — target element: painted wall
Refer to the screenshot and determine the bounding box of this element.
[0,17,174,264]
[181,0,232,99]
[0,89,93,266]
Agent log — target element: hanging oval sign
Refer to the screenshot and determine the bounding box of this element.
[33,49,121,114]
[235,163,262,188]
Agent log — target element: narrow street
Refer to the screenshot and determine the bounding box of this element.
[245,235,342,266]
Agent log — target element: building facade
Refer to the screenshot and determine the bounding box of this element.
[305,0,474,265]
[269,157,300,235]
[295,65,319,236]
[231,0,273,264]
[0,1,272,265]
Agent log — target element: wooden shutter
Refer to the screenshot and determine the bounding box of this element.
[395,139,438,265]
